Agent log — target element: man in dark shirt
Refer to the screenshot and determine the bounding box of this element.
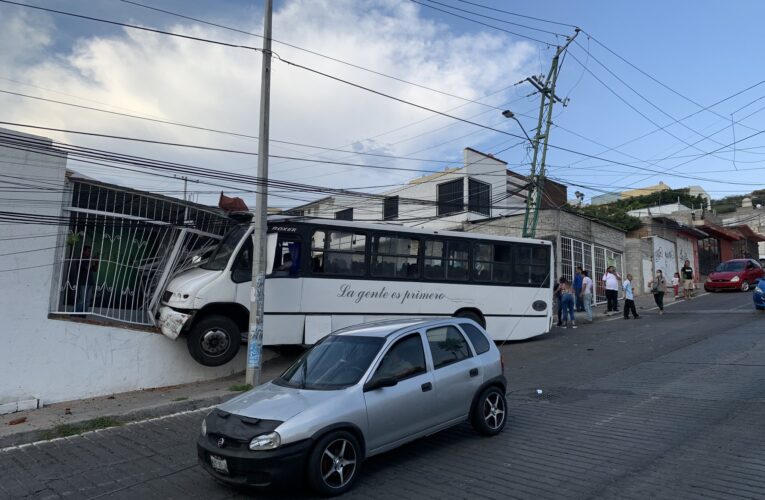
[680,260,694,299]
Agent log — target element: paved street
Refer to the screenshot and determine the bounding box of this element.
[2,292,765,499]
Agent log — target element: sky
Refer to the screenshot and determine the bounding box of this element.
[2,0,765,210]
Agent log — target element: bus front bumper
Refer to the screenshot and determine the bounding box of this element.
[158,306,192,340]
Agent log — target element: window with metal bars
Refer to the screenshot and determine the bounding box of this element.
[468,178,490,216]
[437,179,464,216]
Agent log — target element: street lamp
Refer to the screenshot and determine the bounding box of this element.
[502,109,534,145]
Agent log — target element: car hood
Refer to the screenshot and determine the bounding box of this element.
[709,271,741,280]
[218,381,343,421]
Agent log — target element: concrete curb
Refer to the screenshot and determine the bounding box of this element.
[0,392,233,449]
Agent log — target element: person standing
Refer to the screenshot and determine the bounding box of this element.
[681,260,694,299]
[649,269,667,314]
[623,273,640,319]
[602,266,620,315]
[581,270,594,323]
[671,272,680,299]
[553,278,563,327]
[559,277,577,328]
[573,266,584,312]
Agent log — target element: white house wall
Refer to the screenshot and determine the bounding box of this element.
[0,129,244,406]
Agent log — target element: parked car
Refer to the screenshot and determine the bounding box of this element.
[704,259,765,292]
[196,318,507,496]
[754,279,765,310]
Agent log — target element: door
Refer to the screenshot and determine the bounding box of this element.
[363,333,435,452]
[425,325,482,423]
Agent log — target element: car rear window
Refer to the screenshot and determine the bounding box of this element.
[460,323,491,355]
[426,326,472,369]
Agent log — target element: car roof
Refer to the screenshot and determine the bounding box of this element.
[331,317,472,338]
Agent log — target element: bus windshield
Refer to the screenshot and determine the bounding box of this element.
[201,226,248,271]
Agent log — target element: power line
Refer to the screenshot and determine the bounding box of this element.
[0,0,264,52]
[454,0,578,29]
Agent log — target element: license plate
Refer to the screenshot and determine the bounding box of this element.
[209,454,229,474]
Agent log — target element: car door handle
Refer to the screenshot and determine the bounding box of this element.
[421,382,432,392]
[469,368,479,377]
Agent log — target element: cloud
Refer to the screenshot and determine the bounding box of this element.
[0,0,535,208]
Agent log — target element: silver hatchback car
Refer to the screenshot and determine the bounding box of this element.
[197,318,507,496]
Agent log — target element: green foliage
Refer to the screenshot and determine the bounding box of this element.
[227,384,253,392]
[41,416,121,439]
[569,188,705,232]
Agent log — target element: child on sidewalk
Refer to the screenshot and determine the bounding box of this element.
[671,272,680,299]
[623,273,640,319]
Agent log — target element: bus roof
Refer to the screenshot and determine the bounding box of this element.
[267,215,552,247]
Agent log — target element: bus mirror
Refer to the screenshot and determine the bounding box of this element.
[191,255,202,265]
[266,233,278,275]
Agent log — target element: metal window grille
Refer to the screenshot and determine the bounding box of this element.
[562,236,621,305]
[467,178,490,216]
[560,236,573,282]
[437,179,464,216]
[51,179,231,327]
[383,196,399,220]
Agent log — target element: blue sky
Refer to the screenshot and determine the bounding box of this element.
[2,0,764,207]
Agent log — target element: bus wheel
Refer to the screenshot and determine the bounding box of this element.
[455,310,485,328]
[186,315,241,366]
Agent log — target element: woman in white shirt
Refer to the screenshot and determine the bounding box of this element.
[602,266,621,315]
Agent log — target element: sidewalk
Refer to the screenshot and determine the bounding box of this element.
[557,291,707,326]
[0,348,295,449]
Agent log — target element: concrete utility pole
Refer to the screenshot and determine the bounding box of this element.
[246,0,273,386]
[522,28,580,238]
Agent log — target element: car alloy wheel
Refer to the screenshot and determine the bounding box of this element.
[471,386,508,436]
[483,391,506,430]
[307,431,362,495]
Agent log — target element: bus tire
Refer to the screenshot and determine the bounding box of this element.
[186,315,241,367]
[455,310,485,328]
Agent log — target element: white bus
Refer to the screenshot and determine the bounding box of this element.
[158,217,553,366]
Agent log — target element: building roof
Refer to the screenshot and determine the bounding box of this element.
[650,216,708,238]
[697,222,743,241]
[727,224,765,242]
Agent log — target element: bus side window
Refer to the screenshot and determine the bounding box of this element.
[424,239,445,280]
[513,245,550,286]
[271,239,301,276]
[232,237,253,283]
[311,230,366,276]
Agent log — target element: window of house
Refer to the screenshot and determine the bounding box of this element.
[383,196,399,220]
[468,178,491,216]
[371,235,419,278]
[311,230,366,276]
[335,208,353,221]
[426,326,472,369]
[437,179,464,216]
[513,244,550,286]
[473,242,511,283]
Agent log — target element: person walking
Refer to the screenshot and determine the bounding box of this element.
[602,266,621,315]
[622,273,640,319]
[681,260,694,299]
[581,269,593,323]
[559,277,577,328]
[573,266,584,312]
[649,269,667,314]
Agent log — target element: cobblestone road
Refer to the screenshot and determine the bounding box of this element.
[2,292,765,499]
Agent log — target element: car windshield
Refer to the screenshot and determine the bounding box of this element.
[201,226,247,271]
[276,335,384,390]
[715,261,745,272]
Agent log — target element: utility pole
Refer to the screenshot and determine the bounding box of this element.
[246,0,273,386]
[522,29,580,238]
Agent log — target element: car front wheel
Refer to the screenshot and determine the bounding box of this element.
[471,386,507,436]
[307,431,361,496]
[741,280,750,292]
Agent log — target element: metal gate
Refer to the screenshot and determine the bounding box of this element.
[51,179,231,326]
[560,235,622,305]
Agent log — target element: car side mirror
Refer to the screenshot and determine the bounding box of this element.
[363,375,398,392]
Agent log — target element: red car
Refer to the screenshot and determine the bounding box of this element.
[704,259,765,292]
